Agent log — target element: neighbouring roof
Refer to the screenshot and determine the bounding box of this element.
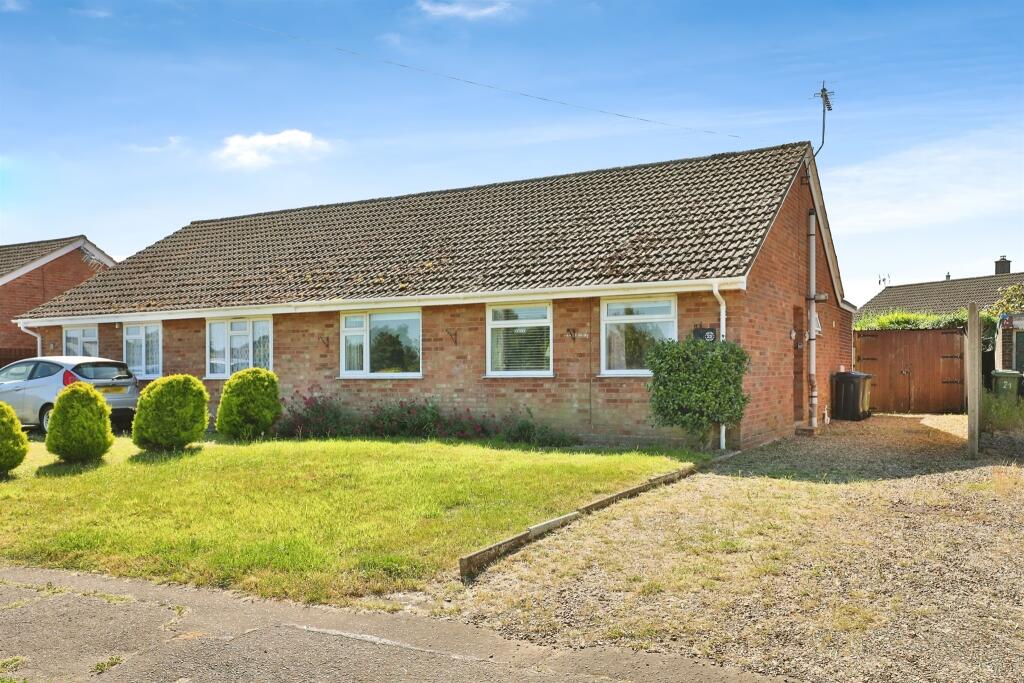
[22,142,816,320]
[0,235,86,280]
[858,271,1024,318]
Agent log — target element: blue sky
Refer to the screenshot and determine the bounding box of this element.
[1,0,1021,305]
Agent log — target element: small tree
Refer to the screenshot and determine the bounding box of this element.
[646,338,750,442]
[45,382,114,462]
[132,374,210,451]
[0,402,29,475]
[216,368,282,440]
[988,283,1024,316]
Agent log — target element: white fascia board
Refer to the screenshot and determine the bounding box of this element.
[802,153,852,311]
[0,237,117,287]
[14,276,748,327]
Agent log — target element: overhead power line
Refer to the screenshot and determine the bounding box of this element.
[232,19,741,139]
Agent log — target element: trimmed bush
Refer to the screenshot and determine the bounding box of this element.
[0,401,29,475]
[646,338,751,442]
[132,374,211,450]
[45,382,114,462]
[216,368,282,440]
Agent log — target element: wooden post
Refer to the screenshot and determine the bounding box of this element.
[966,302,980,457]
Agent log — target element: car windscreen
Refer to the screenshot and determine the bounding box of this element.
[73,362,133,381]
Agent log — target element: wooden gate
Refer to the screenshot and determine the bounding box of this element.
[854,329,964,413]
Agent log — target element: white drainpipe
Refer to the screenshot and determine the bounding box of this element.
[712,282,727,450]
[807,210,818,430]
[18,322,42,357]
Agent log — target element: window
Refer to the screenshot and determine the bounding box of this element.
[29,362,61,380]
[0,362,34,383]
[124,322,162,378]
[486,303,552,376]
[601,298,677,375]
[206,318,272,378]
[64,326,98,356]
[73,361,132,380]
[340,310,421,378]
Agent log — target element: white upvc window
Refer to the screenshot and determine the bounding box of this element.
[339,309,422,379]
[123,322,162,379]
[486,303,553,377]
[206,317,272,379]
[63,325,99,356]
[600,297,677,376]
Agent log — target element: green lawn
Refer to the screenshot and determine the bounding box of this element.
[0,436,697,604]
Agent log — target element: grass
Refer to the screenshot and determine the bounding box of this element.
[982,391,1024,432]
[91,656,122,674]
[0,435,698,603]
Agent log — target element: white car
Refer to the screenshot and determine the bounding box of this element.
[0,356,140,432]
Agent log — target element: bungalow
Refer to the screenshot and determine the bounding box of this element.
[14,142,856,448]
[0,235,115,367]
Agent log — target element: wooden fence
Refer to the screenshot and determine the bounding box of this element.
[854,329,965,414]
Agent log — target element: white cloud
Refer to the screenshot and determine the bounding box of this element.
[823,126,1024,235]
[416,0,511,20]
[72,7,112,18]
[1,0,25,12]
[212,129,332,170]
[127,136,183,153]
[378,32,403,47]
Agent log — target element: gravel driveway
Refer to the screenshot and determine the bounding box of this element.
[429,415,1023,683]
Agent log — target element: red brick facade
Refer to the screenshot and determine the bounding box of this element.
[0,248,107,364]
[29,169,853,449]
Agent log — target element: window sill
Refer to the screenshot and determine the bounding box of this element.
[202,376,229,381]
[134,374,162,381]
[596,372,653,378]
[336,374,423,380]
[483,372,555,379]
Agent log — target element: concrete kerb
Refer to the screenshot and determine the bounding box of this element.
[458,452,738,583]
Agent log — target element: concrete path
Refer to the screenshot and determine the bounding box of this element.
[0,566,779,683]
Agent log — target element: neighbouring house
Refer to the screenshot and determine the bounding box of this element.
[858,257,1024,376]
[0,235,115,366]
[14,142,856,448]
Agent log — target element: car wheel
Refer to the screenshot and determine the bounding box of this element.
[40,406,53,434]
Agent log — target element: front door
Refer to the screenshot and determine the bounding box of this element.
[1016,331,1024,374]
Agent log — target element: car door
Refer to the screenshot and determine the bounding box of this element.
[0,361,37,422]
[22,361,64,425]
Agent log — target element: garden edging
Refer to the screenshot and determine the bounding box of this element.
[458,454,736,582]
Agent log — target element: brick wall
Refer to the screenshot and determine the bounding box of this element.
[737,167,854,448]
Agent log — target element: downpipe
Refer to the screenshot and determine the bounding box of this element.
[807,210,818,430]
[18,322,42,357]
[712,282,727,450]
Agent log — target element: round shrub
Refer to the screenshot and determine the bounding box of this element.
[0,401,29,475]
[215,368,282,440]
[45,382,114,462]
[132,374,210,451]
[646,338,751,441]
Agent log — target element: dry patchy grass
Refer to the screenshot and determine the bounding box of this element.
[436,416,1024,683]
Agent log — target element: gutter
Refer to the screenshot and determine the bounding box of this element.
[18,322,42,356]
[14,276,749,327]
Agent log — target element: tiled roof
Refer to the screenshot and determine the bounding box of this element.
[0,235,84,280]
[858,271,1024,318]
[22,142,811,319]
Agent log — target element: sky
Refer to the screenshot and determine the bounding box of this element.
[1,0,1022,306]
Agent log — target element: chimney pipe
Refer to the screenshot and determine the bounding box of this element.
[996,256,1011,274]
[945,272,950,281]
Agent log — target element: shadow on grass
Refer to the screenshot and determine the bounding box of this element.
[129,445,203,465]
[36,459,105,478]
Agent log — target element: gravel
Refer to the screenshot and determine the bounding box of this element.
[429,415,1023,683]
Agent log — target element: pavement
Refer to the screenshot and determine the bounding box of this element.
[0,565,779,682]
